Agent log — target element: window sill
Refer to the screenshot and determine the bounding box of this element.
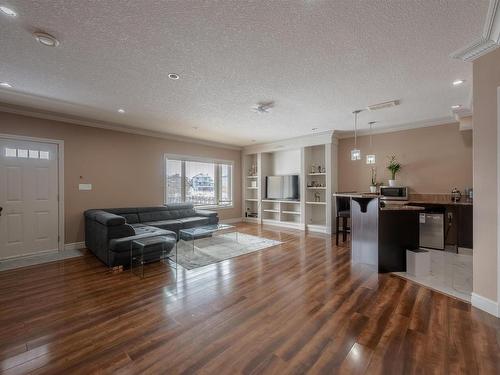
[196,205,234,210]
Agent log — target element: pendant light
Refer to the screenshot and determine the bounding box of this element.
[350,110,362,161]
[366,121,376,164]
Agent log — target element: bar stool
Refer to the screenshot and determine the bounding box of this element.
[335,196,351,245]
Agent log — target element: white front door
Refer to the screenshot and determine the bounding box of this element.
[0,138,59,260]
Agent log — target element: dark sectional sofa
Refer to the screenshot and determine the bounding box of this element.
[84,204,218,267]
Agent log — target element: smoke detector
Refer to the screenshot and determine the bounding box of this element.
[367,100,399,111]
[252,101,274,114]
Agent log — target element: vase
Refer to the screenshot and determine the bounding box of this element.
[388,179,397,187]
[369,186,377,193]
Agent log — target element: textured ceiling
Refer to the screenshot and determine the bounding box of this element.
[0,0,489,146]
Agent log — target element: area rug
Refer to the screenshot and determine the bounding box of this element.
[175,232,282,270]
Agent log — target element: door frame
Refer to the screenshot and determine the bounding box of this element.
[0,133,65,254]
[497,87,500,316]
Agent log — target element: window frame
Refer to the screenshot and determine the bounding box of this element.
[164,154,234,209]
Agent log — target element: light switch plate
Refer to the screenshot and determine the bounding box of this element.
[79,183,92,191]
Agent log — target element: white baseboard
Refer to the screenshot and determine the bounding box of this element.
[262,219,305,231]
[64,242,86,251]
[471,292,499,317]
[220,217,243,224]
[306,224,331,234]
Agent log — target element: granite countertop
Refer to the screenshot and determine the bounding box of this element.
[380,204,425,211]
[333,192,379,198]
[333,192,473,206]
[407,199,473,206]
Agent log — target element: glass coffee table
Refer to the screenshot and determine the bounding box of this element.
[179,224,237,254]
[130,234,177,278]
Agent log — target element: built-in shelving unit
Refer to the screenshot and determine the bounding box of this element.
[243,154,260,223]
[242,131,338,233]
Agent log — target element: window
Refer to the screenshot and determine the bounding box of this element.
[4,148,49,159]
[165,155,233,208]
[5,148,16,157]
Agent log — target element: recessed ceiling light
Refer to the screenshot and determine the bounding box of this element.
[117,108,125,113]
[33,32,60,47]
[0,6,16,16]
[168,73,180,80]
[0,82,12,88]
[452,79,465,86]
[451,105,461,109]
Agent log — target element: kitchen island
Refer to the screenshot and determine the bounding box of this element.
[334,193,425,273]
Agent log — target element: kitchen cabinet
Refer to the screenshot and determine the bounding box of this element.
[457,205,473,249]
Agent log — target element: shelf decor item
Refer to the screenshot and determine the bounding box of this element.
[386,154,401,187]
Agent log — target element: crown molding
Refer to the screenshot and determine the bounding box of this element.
[334,116,457,139]
[0,102,242,151]
[243,130,336,154]
[451,0,500,61]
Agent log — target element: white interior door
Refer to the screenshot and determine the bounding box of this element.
[0,138,59,260]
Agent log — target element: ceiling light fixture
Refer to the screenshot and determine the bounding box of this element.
[366,121,376,165]
[0,6,16,16]
[168,73,180,80]
[252,101,274,114]
[367,100,399,111]
[351,110,362,161]
[0,82,12,88]
[117,108,125,113]
[451,105,461,109]
[452,79,465,86]
[33,31,60,47]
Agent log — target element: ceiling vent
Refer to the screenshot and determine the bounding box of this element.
[367,100,399,111]
[252,101,274,114]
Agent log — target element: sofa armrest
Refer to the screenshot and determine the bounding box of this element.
[92,210,126,226]
[195,209,218,218]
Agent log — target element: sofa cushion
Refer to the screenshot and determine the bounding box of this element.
[138,209,176,222]
[143,219,183,233]
[178,216,209,228]
[130,223,162,236]
[120,213,139,224]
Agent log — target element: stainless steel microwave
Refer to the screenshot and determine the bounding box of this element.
[379,186,408,200]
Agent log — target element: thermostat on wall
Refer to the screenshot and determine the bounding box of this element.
[79,183,92,191]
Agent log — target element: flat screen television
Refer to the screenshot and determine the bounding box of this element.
[266,175,299,200]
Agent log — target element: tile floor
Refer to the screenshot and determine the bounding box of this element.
[393,247,472,302]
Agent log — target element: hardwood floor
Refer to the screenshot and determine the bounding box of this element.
[0,223,498,374]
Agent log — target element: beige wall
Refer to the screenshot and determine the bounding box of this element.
[338,123,472,194]
[473,48,500,303]
[0,111,242,244]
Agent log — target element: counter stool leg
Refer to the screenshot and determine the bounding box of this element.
[342,217,348,242]
[335,216,340,246]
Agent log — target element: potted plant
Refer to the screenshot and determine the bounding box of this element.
[387,155,401,187]
[369,167,378,193]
